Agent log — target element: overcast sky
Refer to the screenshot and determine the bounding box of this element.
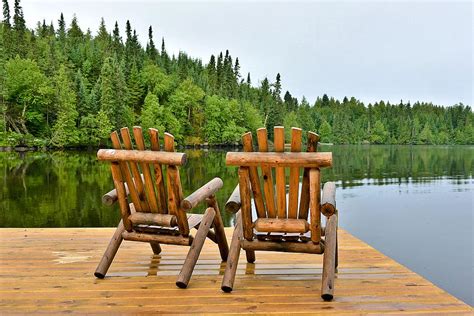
[22,0,472,106]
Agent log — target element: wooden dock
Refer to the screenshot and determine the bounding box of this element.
[0,228,471,314]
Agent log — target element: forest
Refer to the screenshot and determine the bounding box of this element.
[0,0,472,148]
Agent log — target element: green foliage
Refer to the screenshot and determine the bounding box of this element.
[140,91,181,139]
[370,120,388,144]
[50,65,79,147]
[204,95,245,144]
[319,120,333,143]
[0,2,471,147]
[3,56,53,135]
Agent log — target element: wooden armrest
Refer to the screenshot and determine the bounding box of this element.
[321,182,336,217]
[225,184,241,213]
[102,184,130,206]
[181,177,223,210]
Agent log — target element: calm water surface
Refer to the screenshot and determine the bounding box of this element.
[1,145,472,305]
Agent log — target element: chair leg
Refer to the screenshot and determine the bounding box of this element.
[245,250,255,263]
[176,207,216,289]
[150,242,162,255]
[221,211,243,292]
[94,220,125,279]
[321,214,337,301]
[207,196,229,261]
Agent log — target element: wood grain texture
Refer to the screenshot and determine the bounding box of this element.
[181,178,223,210]
[298,131,320,220]
[273,126,286,218]
[226,152,332,168]
[241,132,266,218]
[309,168,322,244]
[110,131,143,213]
[0,228,471,314]
[225,185,241,214]
[256,128,276,218]
[321,182,337,217]
[120,127,150,212]
[148,128,167,214]
[288,127,302,218]
[254,218,309,233]
[132,126,160,213]
[163,133,189,236]
[238,167,253,241]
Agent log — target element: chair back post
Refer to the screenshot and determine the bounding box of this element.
[163,133,190,236]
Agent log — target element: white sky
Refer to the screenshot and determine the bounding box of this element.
[20,0,473,106]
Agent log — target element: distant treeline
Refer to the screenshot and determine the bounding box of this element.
[0,0,472,148]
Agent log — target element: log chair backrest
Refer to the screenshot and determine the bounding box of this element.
[99,126,190,236]
[227,126,332,244]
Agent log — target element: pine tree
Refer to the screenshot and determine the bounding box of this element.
[146,25,157,61]
[234,57,240,79]
[320,120,333,143]
[57,13,66,41]
[160,37,169,72]
[216,52,223,91]
[2,0,10,28]
[13,0,25,33]
[51,65,79,147]
[127,62,144,113]
[206,54,217,94]
[99,56,132,129]
[273,73,282,99]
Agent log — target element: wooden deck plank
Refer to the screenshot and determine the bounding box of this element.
[0,228,471,314]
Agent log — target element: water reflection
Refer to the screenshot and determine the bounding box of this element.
[0,145,472,228]
[0,145,472,305]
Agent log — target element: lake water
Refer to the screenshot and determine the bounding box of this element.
[0,145,472,305]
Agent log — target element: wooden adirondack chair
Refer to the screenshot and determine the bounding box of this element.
[222,126,338,301]
[95,126,229,288]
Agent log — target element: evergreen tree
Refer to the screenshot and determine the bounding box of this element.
[57,13,66,42]
[99,56,132,129]
[234,57,240,79]
[127,62,144,113]
[51,65,79,147]
[2,0,10,28]
[370,120,388,144]
[146,25,157,61]
[206,54,217,94]
[12,0,25,33]
[273,73,282,99]
[320,120,333,143]
[112,21,121,53]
